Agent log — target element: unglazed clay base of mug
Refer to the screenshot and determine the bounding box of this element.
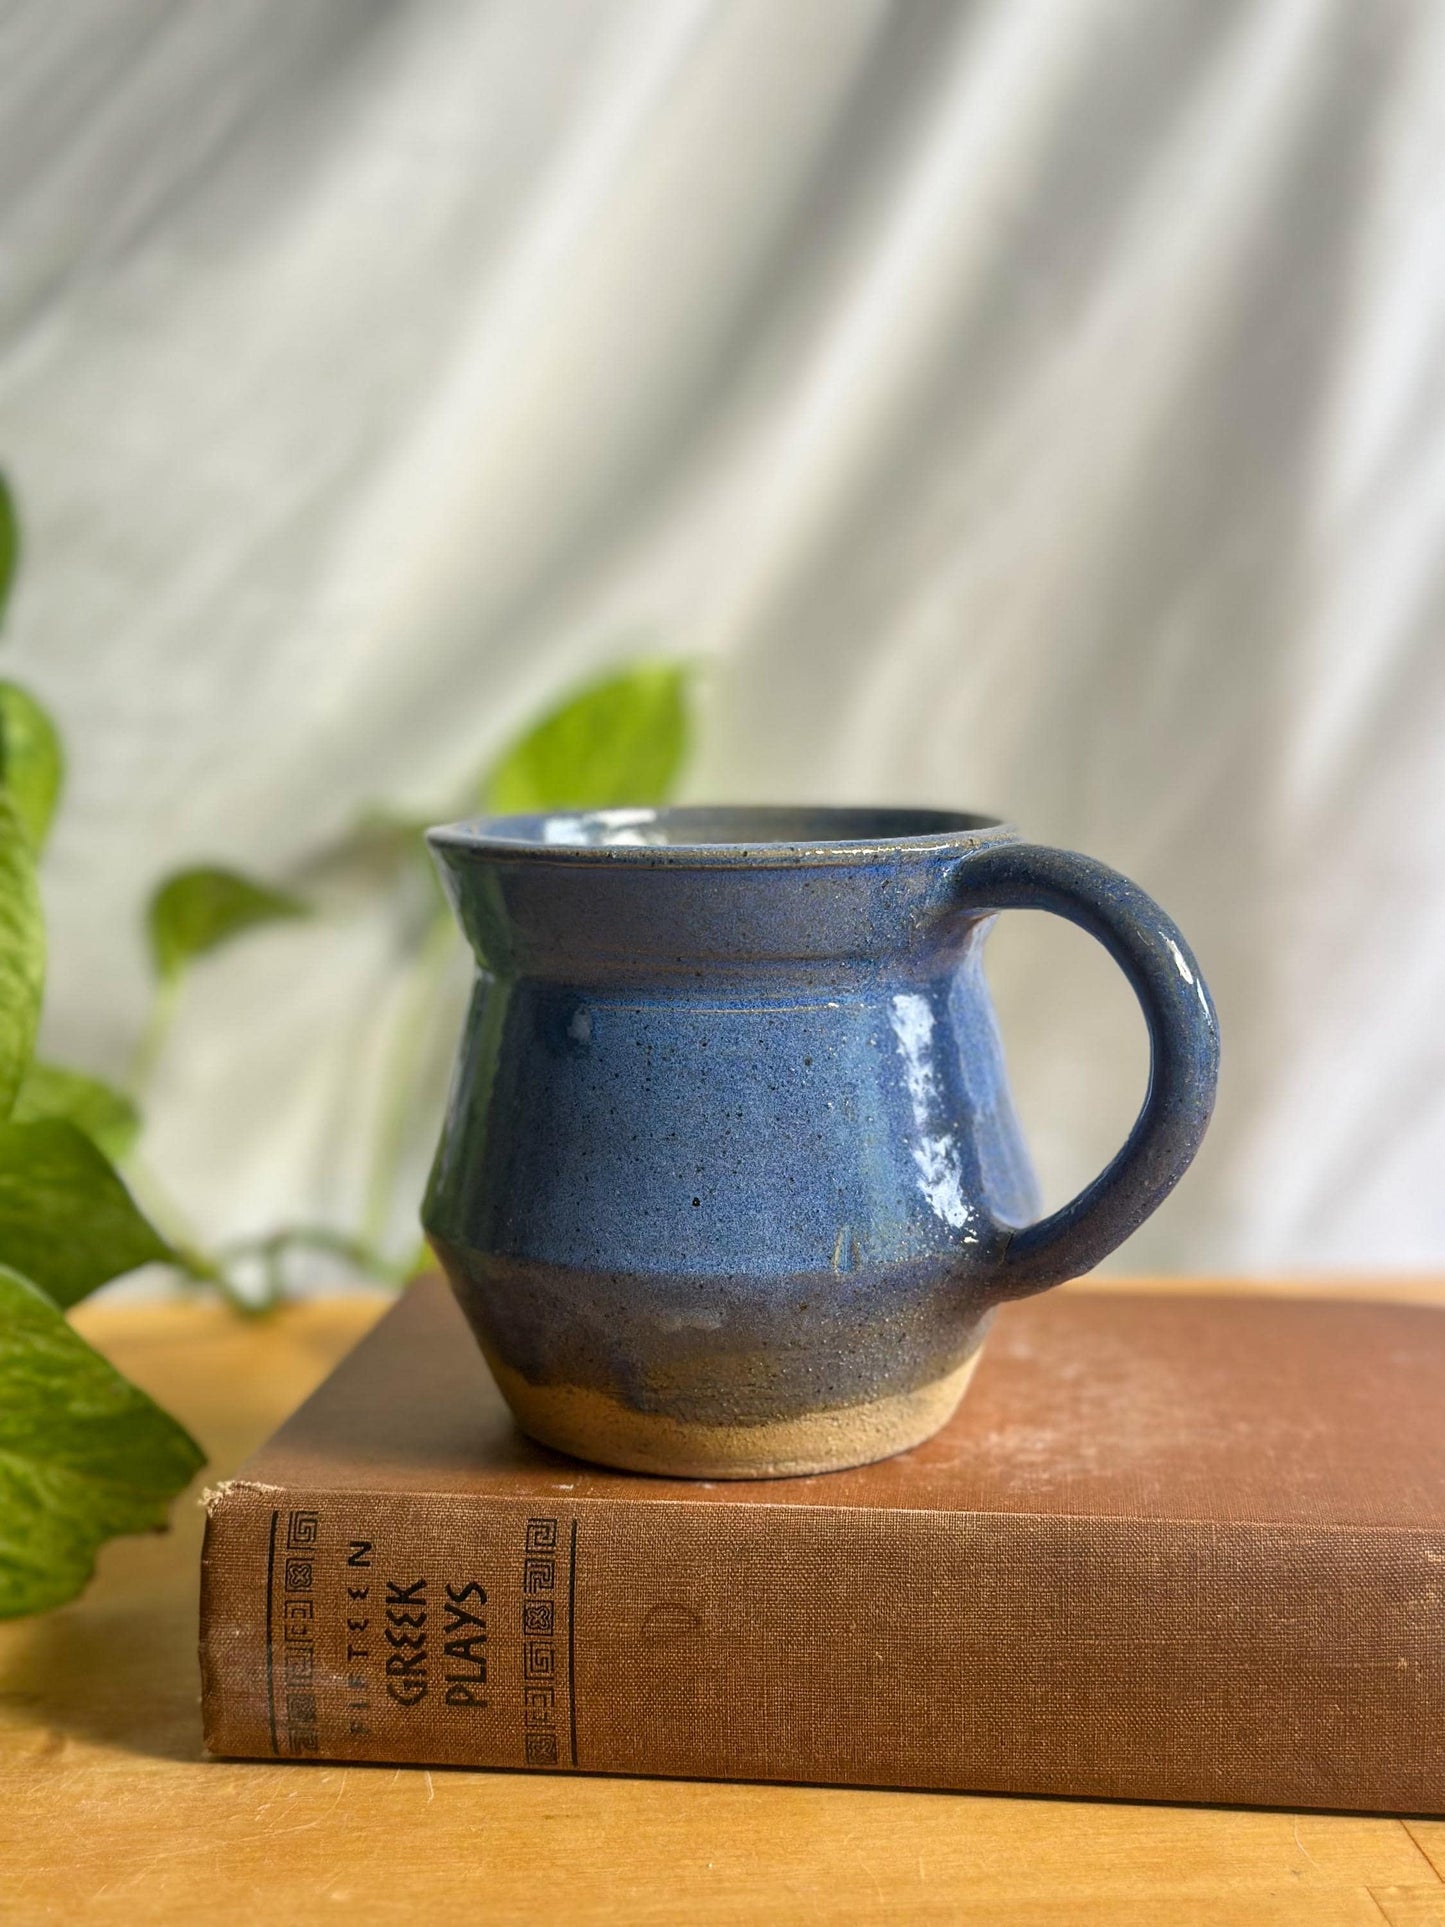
[486,1348,985,1479]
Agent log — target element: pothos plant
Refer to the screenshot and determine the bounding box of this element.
[0,478,203,1618]
[0,470,692,1618]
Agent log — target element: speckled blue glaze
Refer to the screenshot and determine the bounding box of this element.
[422,807,1219,1471]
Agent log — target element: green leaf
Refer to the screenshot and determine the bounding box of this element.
[12,1062,140,1162]
[0,1266,203,1618]
[0,681,63,851]
[0,475,17,632]
[482,661,692,813]
[147,866,308,984]
[0,793,44,1118]
[0,1119,171,1308]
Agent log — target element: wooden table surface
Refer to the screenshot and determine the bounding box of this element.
[3,1279,1444,1926]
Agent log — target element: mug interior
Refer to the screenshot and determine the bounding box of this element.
[440,805,1002,851]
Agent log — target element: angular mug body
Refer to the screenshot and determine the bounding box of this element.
[423,807,1218,1477]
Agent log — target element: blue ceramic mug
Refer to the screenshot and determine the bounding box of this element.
[423,807,1218,1477]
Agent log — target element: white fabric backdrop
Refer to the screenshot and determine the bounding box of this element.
[1,0,1442,1280]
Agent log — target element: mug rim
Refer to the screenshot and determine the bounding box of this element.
[426,804,1015,866]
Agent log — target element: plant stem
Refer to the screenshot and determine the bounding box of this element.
[129,973,181,1096]
[217,1223,410,1286]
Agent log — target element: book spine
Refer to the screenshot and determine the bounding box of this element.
[199,1481,1445,1812]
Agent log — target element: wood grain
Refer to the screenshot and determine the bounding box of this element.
[1,1278,1442,1926]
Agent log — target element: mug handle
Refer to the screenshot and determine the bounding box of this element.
[950,842,1220,1299]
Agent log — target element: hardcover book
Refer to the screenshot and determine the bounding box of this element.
[200,1278,1445,1812]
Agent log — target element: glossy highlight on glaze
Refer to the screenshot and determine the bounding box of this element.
[422,807,1219,1477]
